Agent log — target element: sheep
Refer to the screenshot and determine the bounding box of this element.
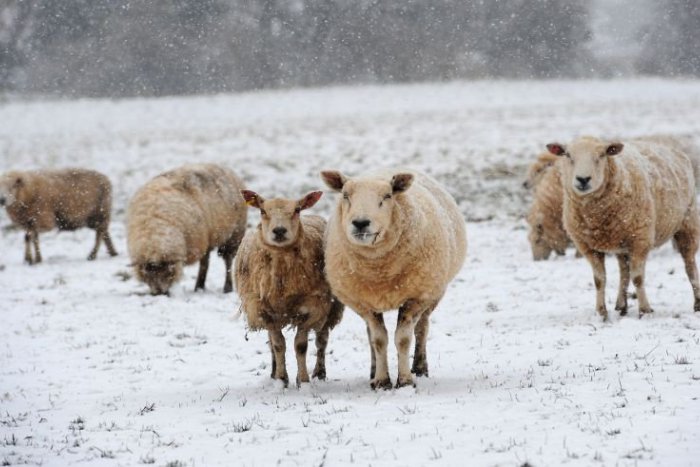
[321,168,467,389]
[0,168,117,264]
[523,151,558,190]
[127,164,247,295]
[234,190,344,387]
[546,135,700,320]
[524,152,577,260]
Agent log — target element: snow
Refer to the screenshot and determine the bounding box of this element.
[1,79,700,466]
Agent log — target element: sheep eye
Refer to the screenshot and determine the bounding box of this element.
[342,192,349,200]
[383,193,392,200]
[294,207,301,214]
[260,209,267,216]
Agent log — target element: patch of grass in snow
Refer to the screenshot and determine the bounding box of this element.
[674,355,691,365]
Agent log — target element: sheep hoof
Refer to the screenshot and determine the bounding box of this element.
[312,367,326,380]
[370,377,392,391]
[223,284,233,294]
[395,376,415,389]
[615,305,627,317]
[639,308,654,318]
[411,361,429,377]
[694,300,700,312]
[278,375,289,388]
[296,375,310,388]
[598,309,609,322]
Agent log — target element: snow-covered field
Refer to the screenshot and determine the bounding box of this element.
[2,80,700,466]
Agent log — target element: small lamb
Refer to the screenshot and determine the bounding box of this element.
[0,168,117,263]
[234,190,344,387]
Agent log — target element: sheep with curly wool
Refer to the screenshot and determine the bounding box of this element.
[234,190,343,387]
[321,168,467,389]
[0,168,117,264]
[547,135,700,320]
[127,164,247,295]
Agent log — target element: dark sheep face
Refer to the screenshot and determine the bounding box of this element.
[139,261,181,295]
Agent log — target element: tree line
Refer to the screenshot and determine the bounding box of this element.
[0,0,698,98]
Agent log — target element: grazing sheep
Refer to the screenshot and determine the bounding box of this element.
[524,152,577,260]
[523,151,558,190]
[127,164,246,295]
[234,190,344,387]
[547,136,700,320]
[0,169,117,263]
[321,168,467,389]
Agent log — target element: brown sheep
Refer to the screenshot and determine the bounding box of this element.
[0,169,117,263]
[524,153,577,260]
[234,190,344,387]
[547,136,700,320]
[127,164,247,295]
[321,168,467,389]
[523,151,558,190]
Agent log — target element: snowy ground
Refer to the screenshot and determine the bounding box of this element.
[1,80,700,466]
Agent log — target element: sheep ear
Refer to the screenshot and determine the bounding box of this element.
[546,143,566,157]
[391,173,414,193]
[605,142,624,156]
[241,190,264,209]
[320,170,347,192]
[299,191,323,210]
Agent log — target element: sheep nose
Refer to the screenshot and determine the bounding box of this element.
[0,197,5,206]
[352,219,371,231]
[576,176,591,189]
[522,181,530,189]
[272,227,287,237]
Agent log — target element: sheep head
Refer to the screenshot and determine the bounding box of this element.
[321,170,414,247]
[0,171,25,207]
[137,261,182,296]
[547,137,623,196]
[241,189,322,248]
[523,152,558,190]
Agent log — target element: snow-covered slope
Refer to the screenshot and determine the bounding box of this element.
[2,79,700,466]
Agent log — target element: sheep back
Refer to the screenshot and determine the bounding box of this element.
[4,169,112,232]
[127,164,247,267]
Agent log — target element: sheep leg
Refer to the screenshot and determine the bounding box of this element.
[294,328,310,387]
[585,251,607,321]
[24,231,34,264]
[219,233,243,294]
[365,312,391,390]
[103,229,118,257]
[629,252,653,316]
[395,300,425,388]
[312,326,329,380]
[194,250,211,292]
[268,329,289,387]
[31,230,42,263]
[412,305,435,377]
[268,337,276,379]
[674,216,700,311]
[615,253,630,316]
[366,324,376,379]
[87,229,103,261]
